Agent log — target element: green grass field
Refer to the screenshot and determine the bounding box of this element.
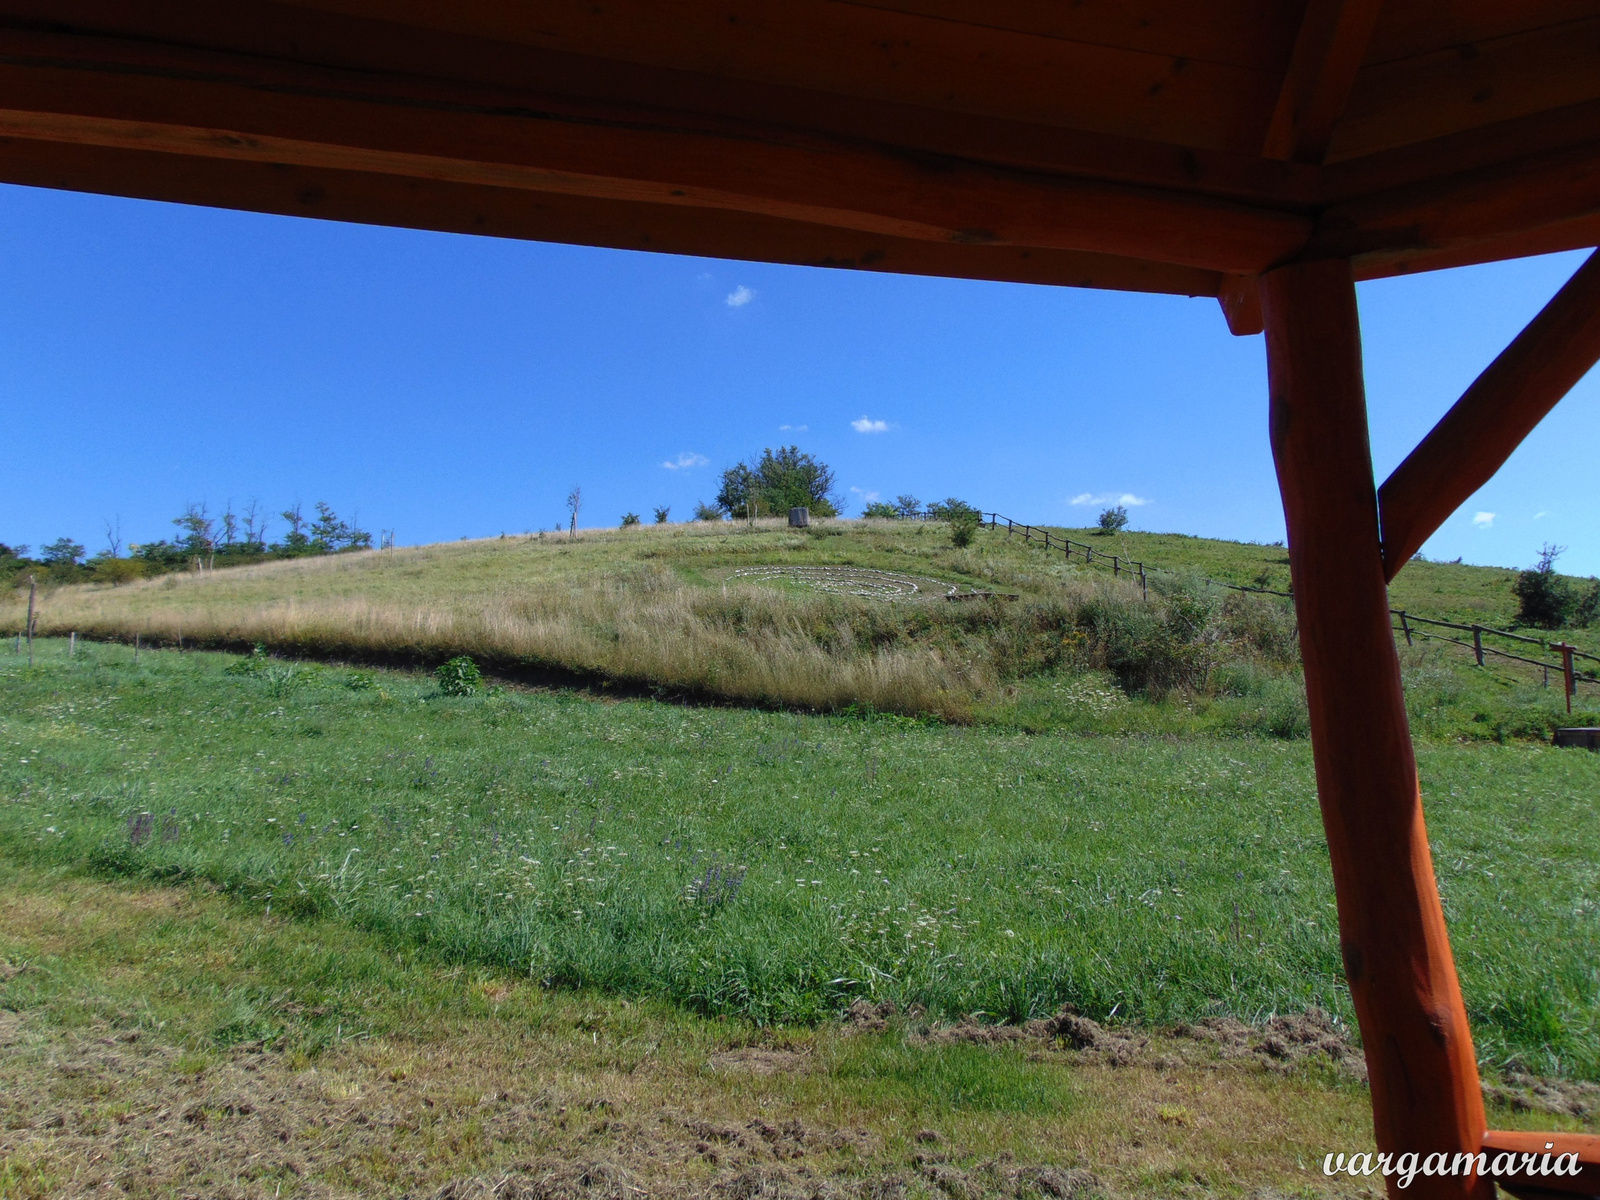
[4,638,1597,1083]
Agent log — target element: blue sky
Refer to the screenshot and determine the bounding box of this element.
[1,184,1595,575]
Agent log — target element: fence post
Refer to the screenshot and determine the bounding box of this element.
[1472,625,1484,667]
[1138,564,1147,600]
[1560,643,1576,714]
[134,633,140,665]
[1398,611,1413,646]
[25,574,35,668]
[70,631,75,657]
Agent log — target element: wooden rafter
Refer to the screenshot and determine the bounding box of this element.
[1378,249,1600,580]
[1261,0,1387,164]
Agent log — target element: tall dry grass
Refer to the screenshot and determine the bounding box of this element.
[4,523,1298,718]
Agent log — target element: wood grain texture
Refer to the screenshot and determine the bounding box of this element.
[1262,0,1386,163]
[1261,258,1490,1200]
[1378,250,1600,580]
[0,136,1223,296]
[1480,1130,1600,1195]
[0,26,1313,272]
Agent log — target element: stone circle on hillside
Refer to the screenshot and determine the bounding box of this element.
[730,565,961,601]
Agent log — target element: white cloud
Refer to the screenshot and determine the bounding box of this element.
[1070,492,1152,507]
[1472,511,1495,528]
[661,452,710,470]
[851,416,890,433]
[779,423,808,432]
[1534,510,1548,519]
[726,285,755,308]
[850,487,881,502]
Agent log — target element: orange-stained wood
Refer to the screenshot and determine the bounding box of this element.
[1217,274,1264,335]
[0,136,1222,296]
[1480,1130,1600,1196]
[1378,249,1600,579]
[1262,0,1386,163]
[1261,258,1489,1200]
[0,29,1313,275]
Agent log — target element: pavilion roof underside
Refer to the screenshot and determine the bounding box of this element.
[0,0,1596,297]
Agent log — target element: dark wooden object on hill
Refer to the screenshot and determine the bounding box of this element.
[1262,260,1488,1198]
[1,5,1597,1196]
[1378,250,1600,579]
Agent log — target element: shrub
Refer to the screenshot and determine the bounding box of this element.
[693,502,722,522]
[861,501,899,519]
[950,514,980,548]
[716,446,840,518]
[435,656,482,696]
[620,512,642,528]
[653,506,671,524]
[926,498,979,522]
[1513,543,1573,629]
[1096,505,1129,535]
[894,494,922,518]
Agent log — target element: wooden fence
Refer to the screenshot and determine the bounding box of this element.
[977,511,1597,709]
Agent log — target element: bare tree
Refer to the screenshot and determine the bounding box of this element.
[102,516,123,559]
[566,486,582,539]
[242,499,268,551]
[219,499,240,548]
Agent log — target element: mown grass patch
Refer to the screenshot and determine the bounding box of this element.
[3,640,1597,1081]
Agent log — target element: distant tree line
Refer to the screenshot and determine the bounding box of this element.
[2,499,373,588]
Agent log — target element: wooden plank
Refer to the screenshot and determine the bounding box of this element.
[0,135,1224,296]
[0,30,1312,272]
[1260,258,1489,1197]
[1354,212,1600,280]
[1262,0,1386,164]
[1364,0,1600,67]
[829,0,1301,70]
[1310,139,1600,263]
[0,1,1324,206]
[284,0,1286,153]
[1329,16,1600,160]
[1480,1130,1600,1195]
[1378,250,1600,580]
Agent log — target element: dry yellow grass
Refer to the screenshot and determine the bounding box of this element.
[4,522,1098,719]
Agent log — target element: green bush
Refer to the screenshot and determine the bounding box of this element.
[1096,505,1129,535]
[861,501,899,519]
[950,516,979,548]
[434,656,482,696]
[620,512,642,528]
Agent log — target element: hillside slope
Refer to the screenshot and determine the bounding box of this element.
[6,518,1594,736]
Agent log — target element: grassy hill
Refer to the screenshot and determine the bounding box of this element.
[5,517,1595,738]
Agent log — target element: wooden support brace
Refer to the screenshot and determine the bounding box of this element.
[1481,1130,1600,1195]
[1379,250,1600,580]
[1261,258,1490,1200]
[1261,0,1386,165]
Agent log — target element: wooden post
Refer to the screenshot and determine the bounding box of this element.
[1260,258,1489,1200]
[70,631,75,657]
[134,633,139,665]
[1559,643,1576,714]
[25,575,35,667]
[1472,625,1484,667]
[1398,610,1413,646]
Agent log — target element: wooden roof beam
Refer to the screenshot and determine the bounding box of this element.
[0,27,1312,276]
[1261,0,1387,165]
[1378,248,1600,581]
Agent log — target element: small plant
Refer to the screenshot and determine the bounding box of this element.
[950,516,979,548]
[693,501,722,522]
[687,861,748,910]
[225,643,270,676]
[262,663,303,698]
[1096,505,1130,535]
[620,512,642,528]
[345,670,378,691]
[653,506,671,524]
[435,655,482,696]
